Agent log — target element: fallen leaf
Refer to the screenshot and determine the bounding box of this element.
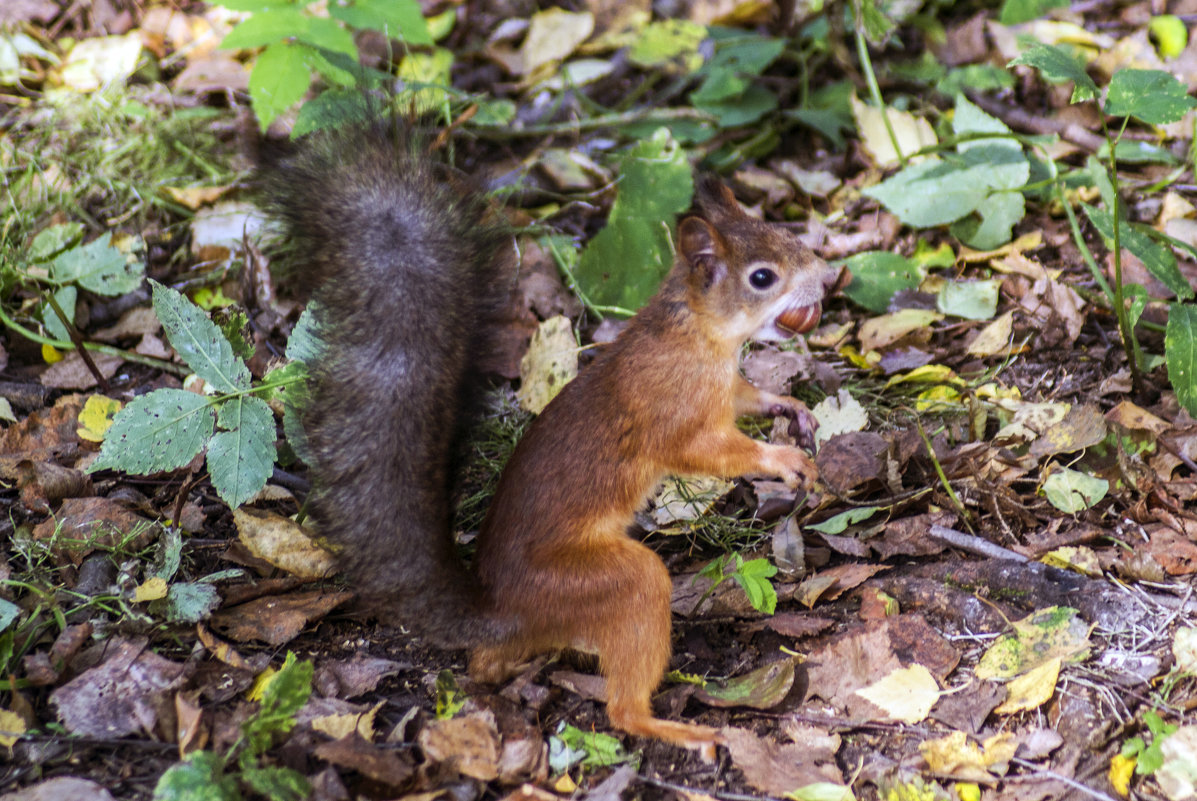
[210,590,353,646]
[517,315,578,414]
[695,658,798,709]
[233,507,335,580]
[0,777,116,801]
[975,606,1090,680]
[855,664,941,724]
[50,638,187,737]
[851,95,937,167]
[719,726,842,795]
[418,710,502,781]
[313,733,416,789]
[994,657,1060,715]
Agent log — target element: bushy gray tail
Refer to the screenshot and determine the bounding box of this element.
[259,122,508,647]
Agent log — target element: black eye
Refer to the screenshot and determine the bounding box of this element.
[749,268,777,289]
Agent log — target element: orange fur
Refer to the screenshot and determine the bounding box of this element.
[471,178,842,751]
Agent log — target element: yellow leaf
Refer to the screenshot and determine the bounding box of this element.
[163,185,230,211]
[247,666,278,702]
[517,315,578,414]
[858,309,943,353]
[134,576,169,602]
[966,310,1020,358]
[837,345,878,370]
[854,665,940,724]
[994,656,1061,714]
[1039,546,1101,577]
[957,230,1043,263]
[234,508,336,580]
[312,701,384,742]
[520,9,595,75]
[1109,753,1135,796]
[77,394,123,442]
[0,709,27,748]
[916,385,961,411]
[554,773,578,793]
[42,344,64,363]
[885,364,960,388]
[851,95,937,167]
[954,783,981,801]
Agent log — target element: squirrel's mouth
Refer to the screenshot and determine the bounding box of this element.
[775,304,821,335]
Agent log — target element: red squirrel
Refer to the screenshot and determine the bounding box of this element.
[262,122,844,753]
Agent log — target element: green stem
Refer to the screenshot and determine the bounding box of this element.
[851,0,905,167]
[1099,114,1145,391]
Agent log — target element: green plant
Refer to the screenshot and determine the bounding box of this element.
[697,553,779,614]
[217,0,433,132]
[548,723,637,772]
[1122,709,1179,776]
[89,281,314,508]
[153,652,314,801]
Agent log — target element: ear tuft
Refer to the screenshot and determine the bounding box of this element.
[692,175,741,218]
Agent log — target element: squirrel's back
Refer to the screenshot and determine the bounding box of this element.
[259,122,509,646]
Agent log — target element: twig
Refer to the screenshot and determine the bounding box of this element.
[966,93,1106,152]
[471,107,717,140]
[929,525,1029,562]
[639,775,786,801]
[1010,757,1121,801]
[44,290,110,393]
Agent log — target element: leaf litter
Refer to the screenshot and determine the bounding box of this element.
[2,0,1197,799]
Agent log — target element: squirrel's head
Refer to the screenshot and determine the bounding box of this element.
[678,177,848,345]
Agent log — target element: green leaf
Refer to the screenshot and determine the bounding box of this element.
[435,669,466,719]
[554,724,635,768]
[1083,205,1194,299]
[999,0,1068,25]
[162,582,222,623]
[574,128,693,311]
[50,232,144,296]
[1104,69,1197,125]
[1099,139,1181,165]
[937,279,1001,320]
[0,599,18,633]
[152,752,238,801]
[240,766,311,801]
[786,782,857,801]
[244,652,313,757]
[951,190,1025,250]
[207,396,276,508]
[215,0,288,12]
[1149,15,1188,59]
[41,286,77,343]
[152,280,251,393]
[691,83,777,127]
[90,390,216,474]
[937,65,1015,96]
[1167,303,1197,417]
[807,506,881,534]
[838,251,926,313]
[296,16,356,58]
[856,0,894,42]
[691,34,784,104]
[330,0,432,45]
[293,88,374,136]
[248,42,312,132]
[1042,466,1108,513]
[220,8,309,49]
[30,222,83,262]
[627,19,706,69]
[732,558,778,614]
[1007,43,1098,103]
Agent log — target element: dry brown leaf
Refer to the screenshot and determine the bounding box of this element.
[209,590,353,646]
[418,710,502,781]
[233,507,335,580]
[719,726,842,795]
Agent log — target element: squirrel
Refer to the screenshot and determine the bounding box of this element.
[261,121,845,755]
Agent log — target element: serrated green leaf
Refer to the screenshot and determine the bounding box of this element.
[248,42,312,131]
[691,35,784,105]
[807,506,881,534]
[1104,69,1197,125]
[692,83,777,127]
[293,88,375,136]
[937,64,1015,96]
[220,8,309,49]
[628,19,706,70]
[953,94,1020,154]
[90,390,215,475]
[245,653,313,757]
[1083,205,1194,299]
[240,766,310,801]
[555,725,634,768]
[1042,466,1108,513]
[733,570,777,614]
[863,159,985,227]
[331,0,432,44]
[41,286,77,343]
[152,752,238,801]
[857,0,894,42]
[1008,43,1098,103]
[286,305,323,364]
[1167,303,1197,417]
[838,251,925,313]
[51,232,144,296]
[151,280,251,393]
[162,582,222,623]
[574,128,693,311]
[30,222,84,262]
[207,396,276,508]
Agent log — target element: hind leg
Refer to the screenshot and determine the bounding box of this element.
[595,541,719,756]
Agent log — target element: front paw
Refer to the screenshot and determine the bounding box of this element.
[767,397,818,453]
[763,444,818,489]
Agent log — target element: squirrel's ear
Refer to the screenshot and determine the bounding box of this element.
[692,176,741,218]
[678,216,728,288]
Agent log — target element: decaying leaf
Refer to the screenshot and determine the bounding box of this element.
[234,507,336,580]
[854,664,941,724]
[517,315,578,414]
